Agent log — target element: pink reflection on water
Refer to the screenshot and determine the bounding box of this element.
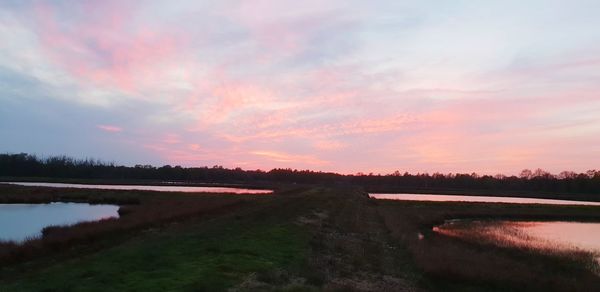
[370,193,600,206]
[518,221,600,252]
[434,220,600,266]
[6,182,273,194]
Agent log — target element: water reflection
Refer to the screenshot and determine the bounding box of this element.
[0,203,119,242]
[434,219,600,265]
[370,193,600,206]
[5,182,273,194]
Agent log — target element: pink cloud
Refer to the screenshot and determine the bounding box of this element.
[218,114,418,143]
[313,140,346,151]
[188,144,202,151]
[250,150,328,165]
[162,134,181,145]
[9,1,598,175]
[97,125,122,133]
[33,1,184,94]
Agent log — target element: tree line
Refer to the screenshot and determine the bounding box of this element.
[1,153,599,195]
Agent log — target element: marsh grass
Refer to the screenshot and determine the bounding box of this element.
[435,220,600,273]
[437,220,595,253]
[377,199,600,291]
[0,184,258,265]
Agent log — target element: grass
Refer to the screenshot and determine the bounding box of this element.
[0,184,259,264]
[376,199,600,291]
[434,220,599,269]
[1,184,600,291]
[0,184,316,291]
[1,219,310,291]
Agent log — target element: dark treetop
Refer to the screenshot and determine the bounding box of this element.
[1,153,599,197]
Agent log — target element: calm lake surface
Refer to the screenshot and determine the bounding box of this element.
[434,219,600,264]
[0,203,119,242]
[370,193,600,206]
[5,182,273,194]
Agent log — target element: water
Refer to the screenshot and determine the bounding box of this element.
[434,220,600,265]
[5,182,273,194]
[370,193,600,206]
[0,203,119,242]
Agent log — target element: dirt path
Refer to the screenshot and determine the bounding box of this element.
[297,188,421,291]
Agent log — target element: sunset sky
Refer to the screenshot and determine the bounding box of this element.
[1,0,599,175]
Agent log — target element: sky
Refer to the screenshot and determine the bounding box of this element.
[1,0,599,175]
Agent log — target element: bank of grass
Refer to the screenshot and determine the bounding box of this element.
[0,184,325,291]
[1,218,311,291]
[0,184,266,265]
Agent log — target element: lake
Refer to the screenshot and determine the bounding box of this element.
[4,182,273,194]
[434,219,600,265]
[370,193,600,206]
[0,203,119,242]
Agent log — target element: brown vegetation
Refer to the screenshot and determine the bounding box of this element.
[376,199,600,291]
[0,184,264,265]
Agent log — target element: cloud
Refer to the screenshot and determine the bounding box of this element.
[32,1,185,95]
[313,140,346,151]
[97,125,123,133]
[1,1,599,174]
[250,150,328,165]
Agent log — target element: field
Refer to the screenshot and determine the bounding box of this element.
[1,183,599,291]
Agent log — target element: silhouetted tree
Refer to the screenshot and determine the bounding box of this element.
[0,153,599,196]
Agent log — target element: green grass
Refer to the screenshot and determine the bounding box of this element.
[0,217,310,291]
[3,185,600,291]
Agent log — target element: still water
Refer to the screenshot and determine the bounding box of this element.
[5,182,273,194]
[0,203,119,242]
[434,220,600,264]
[370,193,600,206]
